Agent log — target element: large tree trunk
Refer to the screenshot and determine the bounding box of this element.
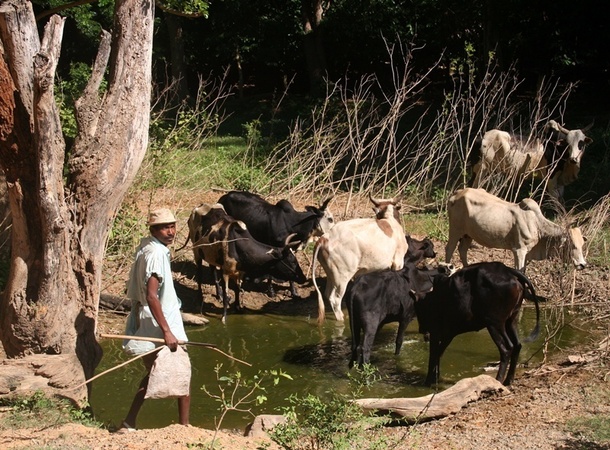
[0,0,154,389]
[301,0,328,96]
[164,12,191,105]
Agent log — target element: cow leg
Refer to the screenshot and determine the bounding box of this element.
[361,324,377,365]
[212,266,224,299]
[444,233,459,264]
[513,249,527,272]
[221,273,231,324]
[471,161,483,187]
[325,280,346,322]
[289,281,299,298]
[487,325,514,384]
[266,277,276,297]
[235,279,243,313]
[425,335,452,386]
[457,236,473,267]
[504,318,522,385]
[349,316,362,368]
[395,318,408,356]
[195,255,204,298]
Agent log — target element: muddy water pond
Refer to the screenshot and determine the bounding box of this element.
[90,307,581,431]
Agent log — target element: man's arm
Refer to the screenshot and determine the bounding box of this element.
[147,274,179,351]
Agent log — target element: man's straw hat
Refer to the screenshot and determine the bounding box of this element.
[147,208,176,226]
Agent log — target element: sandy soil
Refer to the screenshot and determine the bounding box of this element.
[2,191,610,449]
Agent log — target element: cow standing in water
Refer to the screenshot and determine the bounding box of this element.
[346,236,456,368]
[413,261,540,386]
[312,195,408,323]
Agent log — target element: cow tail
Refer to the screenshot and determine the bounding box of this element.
[312,242,326,324]
[175,232,191,252]
[514,270,540,343]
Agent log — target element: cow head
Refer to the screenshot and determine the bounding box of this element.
[567,227,587,270]
[404,235,436,264]
[306,196,335,236]
[546,120,593,166]
[535,226,587,269]
[369,193,402,220]
[273,233,308,284]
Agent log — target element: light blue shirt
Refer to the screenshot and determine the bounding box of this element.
[123,236,188,354]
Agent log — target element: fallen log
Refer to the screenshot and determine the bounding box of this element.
[354,374,509,423]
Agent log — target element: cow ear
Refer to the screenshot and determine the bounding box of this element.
[585,136,593,144]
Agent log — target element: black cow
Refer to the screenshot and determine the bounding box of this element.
[218,190,333,297]
[346,236,442,367]
[185,203,307,323]
[218,190,334,248]
[413,261,540,386]
[405,235,435,264]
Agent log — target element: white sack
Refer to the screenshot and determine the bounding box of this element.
[145,346,191,399]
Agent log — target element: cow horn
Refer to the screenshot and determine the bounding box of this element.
[284,232,301,247]
[581,121,594,133]
[369,192,382,206]
[320,196,334,210]
[547,120,570,135]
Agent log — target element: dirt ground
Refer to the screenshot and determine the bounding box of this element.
[1,191,610,449]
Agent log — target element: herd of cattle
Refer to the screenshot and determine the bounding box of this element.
[179,119,592,386]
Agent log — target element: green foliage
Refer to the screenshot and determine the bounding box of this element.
[0,391,102,430]
[161,0,209,16]
[106,200,145,261]
[57,62,108,139]
[201,364,292,431]
[403,211,449,242]
[567,415,610,446]
[269,364,400,450]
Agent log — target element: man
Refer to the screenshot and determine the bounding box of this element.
[121,208,190,430]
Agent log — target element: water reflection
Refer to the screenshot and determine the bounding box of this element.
[90,307,575,431]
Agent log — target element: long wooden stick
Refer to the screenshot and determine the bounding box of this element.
[99,333,252,367]
[71,346,162,390]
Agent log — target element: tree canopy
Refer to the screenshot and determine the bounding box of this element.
[31,0,610,101]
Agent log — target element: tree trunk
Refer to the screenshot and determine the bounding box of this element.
[301,0,328,96]
[164,12,191,106]
[0,0,154,387]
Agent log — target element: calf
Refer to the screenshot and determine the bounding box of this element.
[413,261,540,386]
[184,203,307,322]
[312,195,408,322]
[404,235,435,264]
[347,257,453,368]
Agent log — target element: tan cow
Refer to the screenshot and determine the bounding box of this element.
[445,188,586,271]
[471,120,593,200]
[312,195,408,323]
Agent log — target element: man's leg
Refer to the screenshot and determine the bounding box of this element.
[122,354,156,429]
[178,395,191,425]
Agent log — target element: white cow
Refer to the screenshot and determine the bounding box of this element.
[471,120,593,199]
[445,188,586,271]
[312,196,408,323]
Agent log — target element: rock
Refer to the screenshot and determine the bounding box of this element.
[245,414,286,438]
